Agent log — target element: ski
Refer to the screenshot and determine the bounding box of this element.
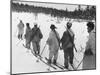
[23,44,27,48]
[56,62,65,69]
[39,58,57,70]
[22,44,57,70]
[23,44,42,58]
[69,63,76,70]
[45,57,75,70]
[45,57,64,70]
[22,44,31,49]
[32,53,57,70]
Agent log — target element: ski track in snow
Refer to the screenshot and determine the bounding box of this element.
[12,12,91,74]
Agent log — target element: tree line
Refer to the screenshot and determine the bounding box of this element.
[11,2,96,20]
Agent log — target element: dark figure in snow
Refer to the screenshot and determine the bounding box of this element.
[31,23,43,55]
[24,23,31,49]
[83,22,96,69]
[60,22,75,69]
[17,20,24,40]
[47,24,60,64]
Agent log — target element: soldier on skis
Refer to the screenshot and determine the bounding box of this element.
[17,20,24,40]
[31,23,43,55]
[83,22,96,69]
[60,22,75,69]
[46,24,60,64]
[24,23,31,49]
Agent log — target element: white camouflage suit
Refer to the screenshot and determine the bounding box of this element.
[47,30,60,61]
[25,27,31,49]
[85,30,96,55]
[17,21,24,39]
[83,30,96,69]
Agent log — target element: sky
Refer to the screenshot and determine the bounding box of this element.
[13,0,87,11]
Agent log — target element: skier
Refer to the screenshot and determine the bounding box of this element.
[60,22,75,69]
[83,22,96,69]
[17,20,24,40]
[46,24,60,64]
[24,23,31,49]
[31,23,43,55]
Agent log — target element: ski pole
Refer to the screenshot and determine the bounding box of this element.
[16,40,22,46]
[74,46,85,70]
[75,54,85,70]
[40,43,47,56]
[74,56,79,63]
[74,45,77,52]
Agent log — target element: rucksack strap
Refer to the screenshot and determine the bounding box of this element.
[67,29,77,52]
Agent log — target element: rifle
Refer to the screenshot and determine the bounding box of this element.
[67,28,77,52]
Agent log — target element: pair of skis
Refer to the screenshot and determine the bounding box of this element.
[22,44,57,70]
[22,44,77,71]
[45,57,65,70]
[45,57,79,71]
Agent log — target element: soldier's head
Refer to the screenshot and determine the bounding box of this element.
[50,24,57,30]
[26,23,29,27]
[66,22,72,29]
[34,23,38,28]
[20,20,22,23]
[87,22,94,33]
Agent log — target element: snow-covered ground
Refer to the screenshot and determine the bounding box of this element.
[12,12,91,74]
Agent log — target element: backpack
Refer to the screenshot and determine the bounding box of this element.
[31,27,43,40]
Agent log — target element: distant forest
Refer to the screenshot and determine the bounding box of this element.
[11,2,96,20]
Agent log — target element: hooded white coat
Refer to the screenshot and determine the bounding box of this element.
[47,30,60,60]
[17,22,24,35]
